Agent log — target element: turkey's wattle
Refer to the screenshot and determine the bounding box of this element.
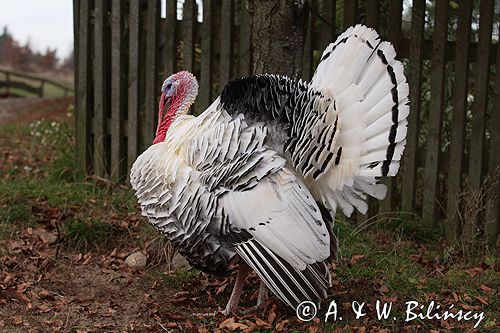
[130,25,409,315]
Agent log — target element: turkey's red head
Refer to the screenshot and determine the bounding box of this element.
[153,71,199,144]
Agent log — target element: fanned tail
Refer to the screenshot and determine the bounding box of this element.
[309,24,409,217]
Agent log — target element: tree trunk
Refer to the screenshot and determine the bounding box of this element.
[246,0,307,78]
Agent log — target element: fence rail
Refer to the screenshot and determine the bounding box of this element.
[0,69,72,98]
[74,0,500,245]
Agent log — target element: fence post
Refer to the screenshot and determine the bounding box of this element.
[5,72,10,96]
[199,0,215,112]
[128,0,141,177]
[220,0,234,86]
[39,80,45,97]
[343,0,358,28]
[468,0,494,191]
[379,0,402,215]
[183,0,197,73]
[238,0,252,77]
[320,0,335,52]
[75,0,91,174]
[365,0,379,29]
[111,0,125,181]
[401,0,424,214]
[446,0,473,241]
[302,0,314,81]
[422,0,448,226]
[143,0,161,146]
[93,0,108,178]
[485,39,500,245]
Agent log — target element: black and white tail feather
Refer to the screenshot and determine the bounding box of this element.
[309,25,409,217]
[218,25,409,309]
[221,24,409,218]
[236,239,330,309]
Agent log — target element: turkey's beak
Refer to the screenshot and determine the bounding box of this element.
[158,93,172,123]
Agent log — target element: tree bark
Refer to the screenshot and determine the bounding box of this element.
[247,0,307,78]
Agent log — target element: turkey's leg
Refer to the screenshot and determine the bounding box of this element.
[240,280,269,315]
[222,264,250,315]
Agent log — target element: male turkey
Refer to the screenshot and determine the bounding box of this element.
[130,25,409,315]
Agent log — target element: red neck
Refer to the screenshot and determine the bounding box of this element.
[153,84,189,144]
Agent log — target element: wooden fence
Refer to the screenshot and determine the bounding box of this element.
[73,0,500,245]
[0,69,72,98]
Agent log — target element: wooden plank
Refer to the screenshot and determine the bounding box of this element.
[343,0,358,28]
[110,0,123,181]
[93,0,107,177]
[468,0,494,190]
[238,0,251,77]
[302,0,313,81]
[73,0,79,99]
[485,39,500,245]
[445,0,473,240]
[157,18,168,81]
[199,0,215,112]
[76,0,91,173]
[220,0,234,87]
[379,0,402,214]
[183,0,196,73]
[0,80,43,95]
[422,0,448,225]
[128,0,141,176]
[365,0,379,29]
[320,0,336,50]
[387,0,402,53]
[143,0,160,146]
[165,0,178,75]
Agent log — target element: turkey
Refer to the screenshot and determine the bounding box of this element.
[130,25,409,315]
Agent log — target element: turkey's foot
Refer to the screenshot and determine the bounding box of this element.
[221,264,251,316]
[239,281,269,315]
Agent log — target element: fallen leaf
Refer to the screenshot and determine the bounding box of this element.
[39,290,52,300]
[462,303,480,310]
[255,317,271,328]
[173,291,190,298]
[480,284,492,293]
[350,255,365,265]
[219,318,249,331]
[267,304,277,324]
[275,319,290,332]
[474,296,488,305]
[12,316,23,326]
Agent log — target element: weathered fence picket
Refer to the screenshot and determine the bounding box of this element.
[422,0,448,226]
[401,0,424,214]
[73,0,500,245]
[446,0,473,240]
[469,0,494,192]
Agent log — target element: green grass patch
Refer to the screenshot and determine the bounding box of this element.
[160,269,199,287]
[64,218,115,250]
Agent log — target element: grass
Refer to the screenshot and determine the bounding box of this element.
[0,118,139,252]
[0,115,498,331]
[330,216,499,330]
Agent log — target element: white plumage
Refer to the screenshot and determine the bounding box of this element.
[130,25,409,314]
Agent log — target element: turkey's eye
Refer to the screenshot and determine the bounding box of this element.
[166,83,172,90]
